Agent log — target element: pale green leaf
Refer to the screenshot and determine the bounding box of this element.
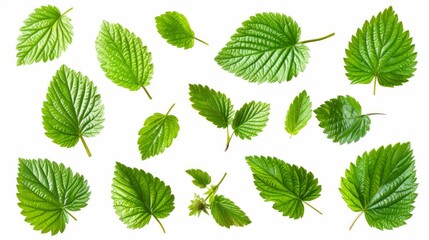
[186,169,212,188]
[17,158,90,235]
[344,6,417,95]
[112,162,174,233]
[210,195,251,228]
[232,101,270,139]
[285,90,312,137]
[138,104,179,160]
[16,5,73,65]
[340,142,417,230]
[42,65,104,157]
[96,21,154,99]
[246,156,321,219]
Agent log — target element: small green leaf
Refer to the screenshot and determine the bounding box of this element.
[96,21,154,99]
[215,12,334,83]
[17,5,73,65]
[285,90,312,137]
[340,143,417,230]
[189,84,234,129]
[155,11,208,49]
[42,65,104,157]
[112,162,174,233]
[314,95,372,144]
[232,101,270,140]
[210,195,251,228]
[344,6,417,95]
[17,158,90,235]
[186,169,212,188]
[246,156,322,219]
[138,104,179,160]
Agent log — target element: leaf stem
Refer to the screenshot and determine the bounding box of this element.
[153,216,166,233]
[349,211,364,230]
[205,173,228,201]
[166,103,175,115]
[303,201,322,215]
[80,136,92,157]
[363,113,386,116]
[373,77,377,95]
[225,128,234,151]
[194,37,209,46]
[298,32,335,44]
[62,7,73,16]
[142,86,152,100]
[65,209,77,221]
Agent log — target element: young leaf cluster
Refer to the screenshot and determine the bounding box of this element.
[186,169,251,228]
[189,84,270,150]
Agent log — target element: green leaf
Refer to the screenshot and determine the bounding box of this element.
[42,65,104,157]
[232,101,270,140]
[155,11,208,49]
[285,90,312,137]
[246,156,322,219]
[186,169,212,188]
[344,6,417,95]
[340,142,417,230]
[215,12,334,83]
[189,84,234,128]
[138,104,179,160]
[96,21,154,99]
[16,5,73,65]
[314,95,372,144]
[112,162,174,233]
[210,195,251,228]
[17,158,90,235]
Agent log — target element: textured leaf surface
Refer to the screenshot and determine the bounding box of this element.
[17,5,73,65]
[96,21,154,98]
[210,195,251,228]
[246,156,321,219]
[17,158,90,235]
[314,95,370,144]
[340,143,417,230]
[138,104,179,160]
[186,169,212,188]
[232,101,270,139]
[112,162,174,232]
[189,84,234,128]
[155,11,195,49]
[42,65,104,156]
[285,90,312,136]
[215,12,309,83]
[344,7,417,94]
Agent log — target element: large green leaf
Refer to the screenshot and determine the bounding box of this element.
[344,6,417,95]
[186,169,212,188]
[138,104,179,160]
[96,21,154,99]
[210,195,251,228]
[314,95,371,144]
[340,142,417,230]
[246,156,321,219]
[42,65,104,157]
[155,11,207,49]
[112,162,175,233]
[232,101,270,140]
[189,84,234,129]
[285,90,312,137]
[215,12,334,83]
[17,158,90,235]
[16,5,73,65]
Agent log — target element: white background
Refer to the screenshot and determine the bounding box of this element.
[1,0,427,239]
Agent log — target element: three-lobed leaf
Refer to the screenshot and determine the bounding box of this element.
[285,90,312,137]
[210,195,251,228]
[112,162,174,233]
[96,21,154,99]
[215,12,334,83]
[232,101,270,140]
[340,142,417,230]
[138,104,179,160]
[246,156,322,219]
[17,5,73,65]
[42,65,104,157]
[186,169,212,188]
[155,11,207,49]
[17,158,90,235]
[344,6,417,95]
[314,95,371,144]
